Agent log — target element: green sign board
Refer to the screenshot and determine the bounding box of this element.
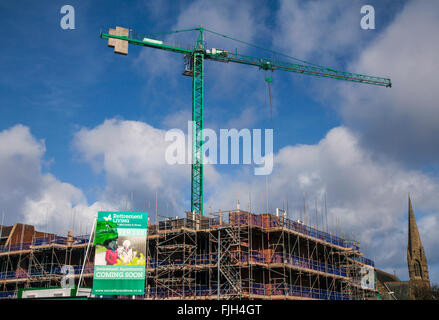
[92,211,147,295]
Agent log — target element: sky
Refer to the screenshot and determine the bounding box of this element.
[1,0,438,284]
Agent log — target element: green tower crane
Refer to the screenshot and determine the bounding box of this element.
[101,26,391,216]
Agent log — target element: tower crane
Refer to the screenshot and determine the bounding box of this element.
[101,26,391,216]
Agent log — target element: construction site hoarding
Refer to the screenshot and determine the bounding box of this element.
[92,211,147,295]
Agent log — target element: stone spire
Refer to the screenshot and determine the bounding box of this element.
[407,197,430,282]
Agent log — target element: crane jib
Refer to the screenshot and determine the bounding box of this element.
[102,32,391,88]
[101,33,194,55]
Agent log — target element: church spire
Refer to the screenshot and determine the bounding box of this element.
[407,196,429,282]
[408,196,421,254]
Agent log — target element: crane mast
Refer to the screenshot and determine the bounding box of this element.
[190,28,205,215]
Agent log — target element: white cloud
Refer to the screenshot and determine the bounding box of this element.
[226,106,265,130]
[271,0,439,168]
[0,125,46,221]
[0,125,103,235]
[162,108,192,131]
[73,119,193,218]
[336,0,439,165]
[0,125,45,214]
[22,174,108,235]
[274,0,362,66]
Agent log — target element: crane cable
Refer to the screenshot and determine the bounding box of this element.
[137,27,327,70]
[203,28,326,69]
[140,27,200,38]
[265,75,274,128]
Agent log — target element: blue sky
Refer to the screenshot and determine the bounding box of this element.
[1,0,439,284]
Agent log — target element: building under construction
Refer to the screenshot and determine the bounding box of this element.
[0,208,377,300]
[0,223,92,299]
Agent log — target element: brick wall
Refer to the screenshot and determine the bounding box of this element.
[5,223,56,246]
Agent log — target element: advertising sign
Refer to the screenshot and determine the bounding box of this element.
[92,211,147,295]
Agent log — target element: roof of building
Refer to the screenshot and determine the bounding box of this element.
[375,268,400,283]
[384,281,411,300]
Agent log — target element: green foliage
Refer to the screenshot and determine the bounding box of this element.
[95,245,107,254]
[131,253,146,266]
[93,221,118,246]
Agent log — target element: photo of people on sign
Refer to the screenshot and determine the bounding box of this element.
[94,236,146,266]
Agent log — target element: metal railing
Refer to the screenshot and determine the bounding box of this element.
[147,251,347,277]
[228,211,359,249]
[350,255,375,267]
[0,236,90,253]
[0,265,94,281]
[143,284,351,300]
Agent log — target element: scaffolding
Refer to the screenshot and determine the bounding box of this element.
[144,209,377,300]
[0,229,92,298]
[0,209,377,300]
